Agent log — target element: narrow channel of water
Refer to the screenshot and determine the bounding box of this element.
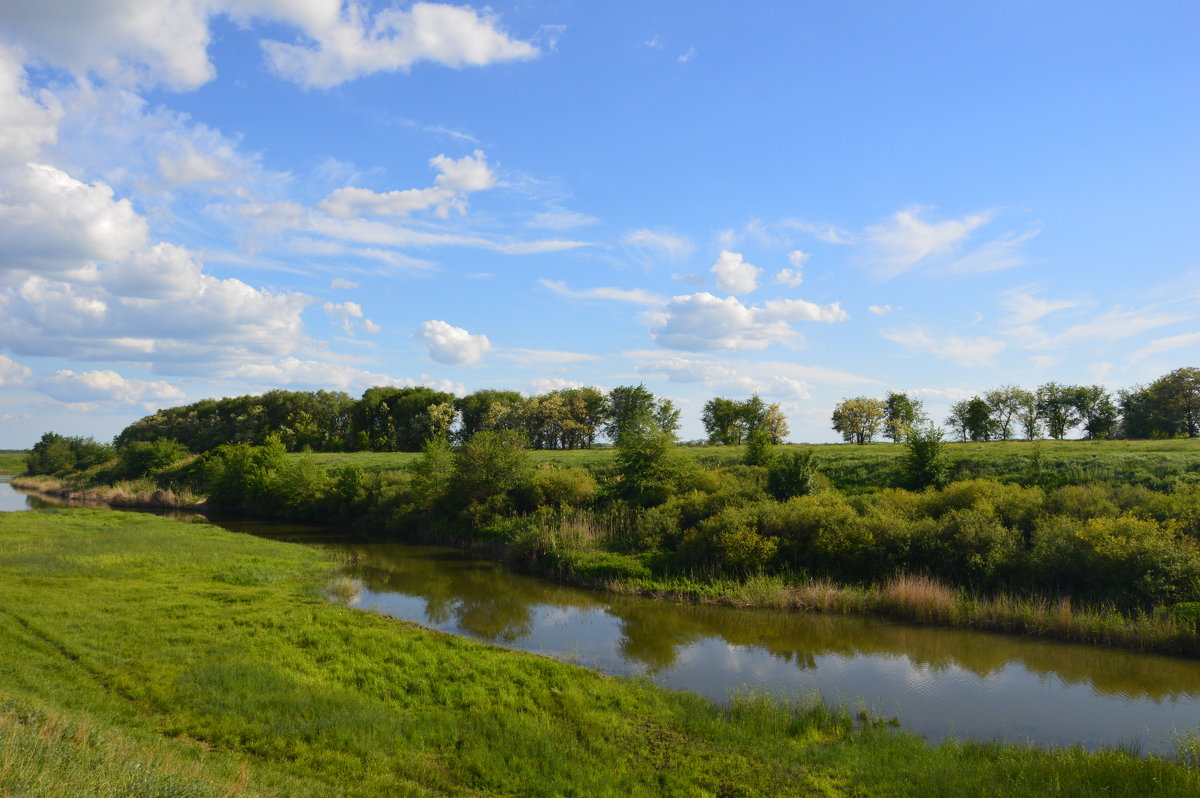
[4,478,1199,753]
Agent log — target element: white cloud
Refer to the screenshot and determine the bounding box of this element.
[0,163,147,279]
[768,250,809,289]
[637,356,816,399]
[229,356,462,395]
[710,250,760,295]
[651,292,848,352]
[999,288,1084,325]
[0,46,62,164]
[40,368,183,406]
[539,278,664,306]
[0,354,32,387]
[622,228,694,260]
[881,326,1005,367]
[868,304,898,316]
[644,35,663,50]
[946,227,1041,273]
[864,207,992,279]
[415,320,491,365]
[677,47,696,64]
[320,149,494,219]
[1130,331,1200,363]
[362,319,381,335]
[527,209,600,230]
[324,299,374,335]
[330,277,359,290]
[529,377,585,394]
[1,2,537,92]
[256,2,539,89]
[156,138,231,187]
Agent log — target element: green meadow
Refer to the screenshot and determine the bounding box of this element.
[1,508,1197,796]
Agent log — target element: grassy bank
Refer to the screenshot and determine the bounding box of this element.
[1,509,1197,796]
[0,451,26,474]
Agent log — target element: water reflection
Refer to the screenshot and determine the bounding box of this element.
[5,480,1200,751]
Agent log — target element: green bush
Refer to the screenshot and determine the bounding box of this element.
[766,448,818,500]
[117,438,190,479]
[530,466,598,508]
[449,430,533,508]
[682,506,778,574]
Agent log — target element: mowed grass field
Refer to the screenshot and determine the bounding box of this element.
[301,438,1200,491]
[1,509,1197,797]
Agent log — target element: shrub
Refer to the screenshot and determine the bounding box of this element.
[766,448,818,500]
[902,423,948,489]
[743,428,775,467]
[449,430,533,508]
[530,466,598,508]
[118,439,190,479]
[683,506,778,574]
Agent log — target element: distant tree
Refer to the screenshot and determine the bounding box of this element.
[883,392,925,442]
[449,430,533,506]
[945,400,971,443]
[831,397,887,445]
[965,397,995,442]
[606,385,677,445]
[702,397,748,445]
[1014,388,1041,440]
[1153,367,1200,437]
[983,386,1025,441]
[761,403,789,444]
[613,424,689,507]
[26,432,113,475]
[1037,382,1082,440]
[1074,385,1118,440]
[455,389,524,442]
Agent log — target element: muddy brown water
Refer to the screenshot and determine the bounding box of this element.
[4,477,1198,753]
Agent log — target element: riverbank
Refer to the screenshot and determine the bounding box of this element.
[1,508,1196,796]
[13,473,1200,657]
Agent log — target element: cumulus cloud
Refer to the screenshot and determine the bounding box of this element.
[0,163,147,279]
[256,2,539,89]
[0,354,32,387]
[539,278,664,306]
[320,149,494,219]
[39,368,183,407]
[0,46,62,164]
[622,228,694,261]
[868,304,898,316]
[416,320,491,365]
[650,292,848,352]
[0,2,537,91]
[637,356,815,399]
[881,326,1005,367]
[774,250,809,287]
[710,250,760,295]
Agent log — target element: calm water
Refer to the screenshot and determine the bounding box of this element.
[4,479,1199,752]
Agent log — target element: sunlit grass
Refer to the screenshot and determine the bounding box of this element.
[1,509,1197,796]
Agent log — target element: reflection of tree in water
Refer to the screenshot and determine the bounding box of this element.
[329,541,1200,702]
[604,597,1200,700]
[339,543,604,644]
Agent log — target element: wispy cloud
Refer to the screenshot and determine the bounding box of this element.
[881,325,1005,367]
[538,278,665,306]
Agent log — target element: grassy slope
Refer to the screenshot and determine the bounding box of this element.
[301,438,1200,491]
[0,510,1196,797]
[0,451,26,474]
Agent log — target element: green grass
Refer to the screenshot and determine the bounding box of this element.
[298,438,1200,492]
[0,451,27,474]
[0,510,1197,796]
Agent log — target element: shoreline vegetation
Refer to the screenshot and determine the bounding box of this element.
[13,435,1200,657]
[1,509,1198,796]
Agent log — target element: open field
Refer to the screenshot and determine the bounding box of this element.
[300,438,1200,492]
[0,452,27,474]
[1,509,1196,796]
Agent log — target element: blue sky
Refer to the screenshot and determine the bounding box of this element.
[0,1,1196,447]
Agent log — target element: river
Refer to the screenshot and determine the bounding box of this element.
[3,476,1198,753]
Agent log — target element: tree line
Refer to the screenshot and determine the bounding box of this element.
[831,367,1200,444]
[113,384,682,455]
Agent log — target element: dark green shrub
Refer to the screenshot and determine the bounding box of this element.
[766,448,818,500]
[682,506,777,574]
[743,428,775,467]
[902,423,948,488]
[26,432,114,475]
[118,439,190,479]
[449,430,533,507]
